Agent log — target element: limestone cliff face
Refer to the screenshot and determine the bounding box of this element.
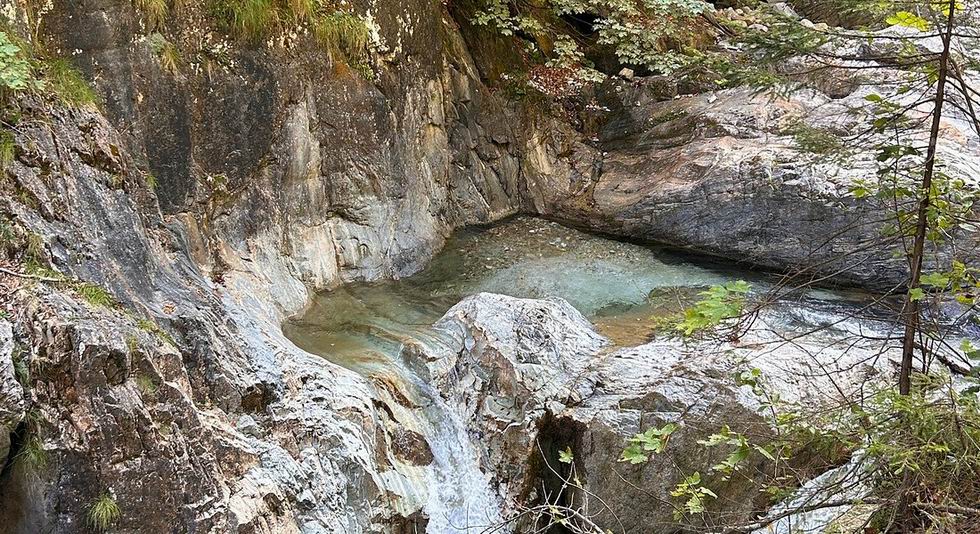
[0,1,587,532]
[37,0,590,308]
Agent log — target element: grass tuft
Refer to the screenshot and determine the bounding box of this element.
[0,128,15,170]
[14,409,48,472]
[147,33,181,76]
[287,0,315,22]
[11,342,30,386]
[135,374,158,399]
[44,59,99,107]
[137,318,177,347]
[87,492,121,532]
[75,282,115,308]
[213,0,280,39]
[15,434,47,471]
[134,0,169,29]
[145,172,158,189]
[312,10,369,61]
[125,335,139,354]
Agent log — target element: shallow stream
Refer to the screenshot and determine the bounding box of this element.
[282,216,876,532]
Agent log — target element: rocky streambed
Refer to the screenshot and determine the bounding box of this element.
[3,0,978,530]
[283,217,897,532]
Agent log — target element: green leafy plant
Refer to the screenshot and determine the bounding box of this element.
[0,31,38,93]
[87,492,121,532]
[885,11,930,31]
[698,425,776,480]
[676,280,750,336]
[473,0,712,77]
[620,422,678,464]
[670,472,716,519]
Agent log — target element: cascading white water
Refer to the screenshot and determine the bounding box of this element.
[413,377,503,532]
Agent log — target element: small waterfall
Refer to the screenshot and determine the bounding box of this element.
[413,377,503,532]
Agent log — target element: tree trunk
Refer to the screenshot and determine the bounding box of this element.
[898,0,957,396]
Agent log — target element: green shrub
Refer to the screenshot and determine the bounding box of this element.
[676,280,750,336]
[87,492,121,532]
[787,121,844,155]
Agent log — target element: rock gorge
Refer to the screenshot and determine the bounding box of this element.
[0,0,978,533]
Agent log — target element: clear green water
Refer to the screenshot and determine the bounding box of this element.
[283,217,744,365]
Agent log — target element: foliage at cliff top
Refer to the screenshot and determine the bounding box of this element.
[472,0,712,80]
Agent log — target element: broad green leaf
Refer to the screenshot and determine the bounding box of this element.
[885,11,929,31]
[920,272,949,287]
[620,444,648,464]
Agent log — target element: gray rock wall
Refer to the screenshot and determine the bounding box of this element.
[0,1,581,532]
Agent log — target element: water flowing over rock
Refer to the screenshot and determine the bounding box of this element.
[0,0,572,529]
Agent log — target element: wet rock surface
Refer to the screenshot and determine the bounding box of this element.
[0,1,571,531]
[424,292,894,532]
